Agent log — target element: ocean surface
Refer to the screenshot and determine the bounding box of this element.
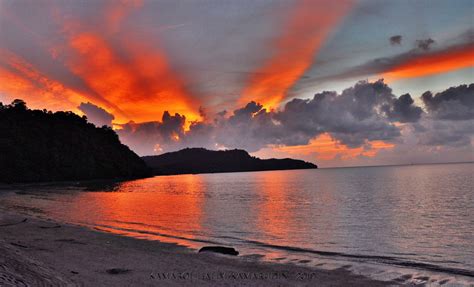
[1,162,473,284]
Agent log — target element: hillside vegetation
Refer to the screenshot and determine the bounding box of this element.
[143,147,317,175]
[0,100,150,183]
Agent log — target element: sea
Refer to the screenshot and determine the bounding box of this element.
[1,162,473,285]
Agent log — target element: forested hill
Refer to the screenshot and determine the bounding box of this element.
[142,148,317,175]
[0,99,150,183]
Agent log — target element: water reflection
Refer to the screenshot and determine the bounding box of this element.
[256,171,294,240]
[62,175,207,246]
[0,163,472,276]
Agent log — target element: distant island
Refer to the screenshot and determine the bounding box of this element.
[143,148,317,175]
[0,99,316,183]
[0,100,150,183]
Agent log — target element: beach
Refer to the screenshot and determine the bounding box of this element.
[0,208,390,286]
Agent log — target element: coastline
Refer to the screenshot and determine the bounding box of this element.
[0,208,390,286]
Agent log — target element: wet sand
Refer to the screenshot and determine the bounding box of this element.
[0,209,392,286]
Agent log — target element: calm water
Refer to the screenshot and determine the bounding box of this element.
[1,163,473,283]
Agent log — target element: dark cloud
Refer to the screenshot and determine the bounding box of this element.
[458,28,474,42]
[422,83,474,120]
[382,94,423,123]
[277,80,403,147]
[416,38,435,51]
[78,102,114,127]
[232,101,265,118]
[117,112,187,156]
[216,110,227,117]
[118,80,429,155]
[413,83,474,147]
[182,121,216,149]
[161,111,186,137]
[116,81,473,157]
[198,106,207,119]
[211,81,412,151]
[417,119,474,147]
[390,35,402,45]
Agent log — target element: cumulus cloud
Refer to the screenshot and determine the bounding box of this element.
[417,119,474,147]
[118,80,430,155]
[421,83,474,120]
[409,83,474,149]
[390,35,402,45]
[116,112,187,155]
[114,80,474,165]
[276,80,405,147]
[416,38,435,51]
[78,102,114,127]
[382,93,423,123]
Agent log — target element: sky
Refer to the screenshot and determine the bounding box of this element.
[0,0,473,167]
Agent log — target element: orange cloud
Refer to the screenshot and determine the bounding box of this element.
[1,1,201,128]
[105,0,143,33]
[239,0,352,109]
[382,43,474,82]
[54,0,201,124]
[0,49,88,113]
[63,31,200,123]
[269,133,394,161]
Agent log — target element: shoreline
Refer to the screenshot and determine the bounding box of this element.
[0,209,391,286]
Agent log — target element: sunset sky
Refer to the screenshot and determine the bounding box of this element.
[0,0,473,167]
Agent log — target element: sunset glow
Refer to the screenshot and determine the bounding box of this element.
[239,0,353,109]
[0,1,201,125]
[382,44,474,82]
[0,48,89,113]
[63,175,205,246]
[1,2,473,285]
[0,0,472,166]
[67,32,201,123]
[268,133,395,161]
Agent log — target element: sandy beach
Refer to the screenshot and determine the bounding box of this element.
[0,208,392,286]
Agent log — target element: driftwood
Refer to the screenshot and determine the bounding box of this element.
[198,246,239,256]
[106,268,131,275]
[39,225,61,229]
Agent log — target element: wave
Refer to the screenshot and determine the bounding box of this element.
[240,239,474,278]
[84,222,223,245]
[85,222,474,278]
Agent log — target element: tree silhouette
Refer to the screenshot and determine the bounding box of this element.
[0,100,150,183]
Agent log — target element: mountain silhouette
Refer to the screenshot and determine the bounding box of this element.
[143,147,317,175]
[0,99,150,183]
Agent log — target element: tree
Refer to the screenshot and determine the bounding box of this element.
[11,99,27,110]
[0,99,150,183]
